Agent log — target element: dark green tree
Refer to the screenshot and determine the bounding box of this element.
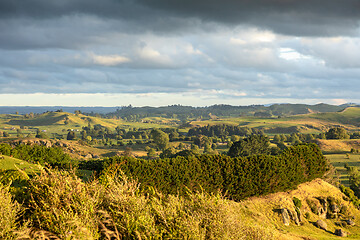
[228,135,270,157]
[326,127,350,139]
[67,131,76,140]
[35,129,48,139]
[150,129,169,150]
[160,147,176,158]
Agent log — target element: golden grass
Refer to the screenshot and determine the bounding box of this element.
[234,179,360,240]
[2,165,360,240]
[317,139,360,152]
[0,183,20,239]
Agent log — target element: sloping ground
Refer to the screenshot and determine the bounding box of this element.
[5,112,122,129]
[233,179,360,239]
[316,139,360,152]
[0,155,42,174]
[9,138,110,159]
[306,107,360,127]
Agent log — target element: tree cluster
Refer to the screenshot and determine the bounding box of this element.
[0,143,74,168]
[80,143,328,201]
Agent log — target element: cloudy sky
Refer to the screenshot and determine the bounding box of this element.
[0,0,360,106]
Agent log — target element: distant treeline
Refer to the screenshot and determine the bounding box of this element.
[80,143,328,201]
[188,125,264,137]
[104,103,350,120]
[0,106,119,115]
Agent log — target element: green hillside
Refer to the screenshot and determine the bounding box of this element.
[0,106,360,141]
[0,155,42,174]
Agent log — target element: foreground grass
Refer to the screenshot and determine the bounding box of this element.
[1,166,360,239]
[0,156,42,175]
[0,167,277,240]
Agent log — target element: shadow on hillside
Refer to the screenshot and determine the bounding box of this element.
[309,221,336,236]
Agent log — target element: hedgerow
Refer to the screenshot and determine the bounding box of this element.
[81,143,329,201]
[0,143,76,168]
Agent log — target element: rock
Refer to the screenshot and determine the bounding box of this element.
[296,208,302,223]
[85,154,93,159]
[93,155,100,159]
[318,206,327,219]
[281,208,290,226]
[288,209,294,219]
[346,219,355,226]
[335,229,347,237]
[335,221,346,227]
[315,219,328,231]
[293,211,300,225]
[288,210,300,225]
[331,204,340,214]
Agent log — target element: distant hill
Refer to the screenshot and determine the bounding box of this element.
[0,103,357,117]
[305,107,360,127]
[106,103,355,119]
[0,106,120,115]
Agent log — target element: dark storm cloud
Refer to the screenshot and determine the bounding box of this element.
[0,0,359,36]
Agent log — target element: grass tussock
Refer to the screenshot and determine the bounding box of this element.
[0,166,276,240]
[0,183,21,239]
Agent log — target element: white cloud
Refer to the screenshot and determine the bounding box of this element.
[279,48,311,60]
[91,53,131,66]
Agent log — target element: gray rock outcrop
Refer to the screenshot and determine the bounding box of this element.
[315,219,327,231]
[335,229,347,237]
[281,208,290,226]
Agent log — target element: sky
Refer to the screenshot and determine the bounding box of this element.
[0,0,360,107]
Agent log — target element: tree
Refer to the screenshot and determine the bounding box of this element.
[67,131,76,140]
[273,135,281,144]
[204,143,215,154]
[160,147,176,158]
[318,132,326,139]
[193,135,211,148]
[81,131,87,140]
[351,132,360,139]
[326,127,350,139]
[16,129,23,138]
[290,133,301,145]
[190,144,199,154]
[150,129,169,150]
[147,147,157,159]
[35,129,48,139]
[228,135,270,157]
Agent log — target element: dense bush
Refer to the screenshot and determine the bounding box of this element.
[325,127,350,139]
[228,135,270,157]
[81,143,328,201]
[5,168,272,240]
[0,183,20,239]
[0,143,75,168]
[339,185,360,209]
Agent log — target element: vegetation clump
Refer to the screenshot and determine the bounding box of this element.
[81,143,329,201]
[0,183,20,239]
[0,166,278,240]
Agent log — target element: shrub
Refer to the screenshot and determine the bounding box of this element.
[0,143,75,169]
[23,169,101,239]
[293,197,302,209]
[0,183,21,239]
[84,143,329,201]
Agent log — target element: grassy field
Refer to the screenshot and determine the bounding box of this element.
[190,108,360,134]
[325,153,360,187]
[0,155,42,174]
[1,107,360,140]
[0,112,174,139]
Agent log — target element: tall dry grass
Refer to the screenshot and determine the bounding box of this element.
[0,166,276,240]
[0,183,21,239]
